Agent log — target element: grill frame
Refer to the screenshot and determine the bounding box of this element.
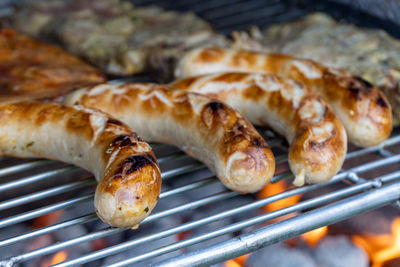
[1,0,400,266]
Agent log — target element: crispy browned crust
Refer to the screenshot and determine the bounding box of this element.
[290,96,346,185]
[176,47,392,147]
[0,29,105,102]
[172,73,347,185]
[64,83,275,193]
[0,101,161,228]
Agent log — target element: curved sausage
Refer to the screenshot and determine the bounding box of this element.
[0,101,161,228]
[172,72,347,185]
[175,47,392,147]
[63,83,275,193]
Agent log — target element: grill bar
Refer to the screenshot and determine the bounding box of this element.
[56,159,400,266]
[155,181,400,267]
[0,160,53,177]
[0,179,95,211]
[0,178,218,248]
[0,179,236,265]
[161,163,206,180]
[0,167,79,192]
[186,0,243,13]
[0,214,98,248]
[4,191,237,265]
[0,195,93,229]
[1,134,399,266]
[55,175,344,267]
[1,1,400,266]
[110,180,395,266]
[5,135,394,265]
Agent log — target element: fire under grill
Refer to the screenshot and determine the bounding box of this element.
[1,0,400,266]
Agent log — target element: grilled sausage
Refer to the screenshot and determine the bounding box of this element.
[175,47,392,147]
[63,83,275,193]
[0,101,161,228]
[172,73,347,185]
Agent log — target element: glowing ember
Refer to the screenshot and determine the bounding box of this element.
[257,180,302,215]
[224,254,250,267]
[41,251,67,267]
[302,226,328,247]
[225,259,241,267]
[352,217,400,267]
[175,230,190,241]
[33,210,63,228]
[91,238,106,251]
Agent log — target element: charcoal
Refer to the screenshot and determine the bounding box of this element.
[384,257,400,267]
[329,206,397,235]
[312,236,368,267]
[245,243,318,267]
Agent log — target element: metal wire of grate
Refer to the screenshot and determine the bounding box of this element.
[0,128,400,266]
[1,0,400,266]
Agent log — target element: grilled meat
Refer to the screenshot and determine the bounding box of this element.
[0,29,105,102]
[237,13,400,124]
[5,0,228,79]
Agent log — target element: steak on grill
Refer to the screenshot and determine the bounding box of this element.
[5,0,228,79]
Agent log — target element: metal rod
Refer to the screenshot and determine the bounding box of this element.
[0,176,219,248]
[189,0,242,13]
[0,195,93,229]
[6,139,400,264]
[105,172,399,267]
[2,191,236,265]
[346,135,400,159]
[161,163,206,180]
[154,182,400,267]
[0,167,79,192]
[55,169,400,267]
[0,214,97,248]
[54,171,353,267]
[1,2,400,266]
[0,180,95,211]
[203,0,278,20]
[157,153,187,164]
[0,160,54,177]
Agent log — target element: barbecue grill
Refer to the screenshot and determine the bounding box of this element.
[1,0,400,266]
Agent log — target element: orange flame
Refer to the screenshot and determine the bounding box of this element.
[223,181,303,267]
[224,254,250,267]
[176,230,190,241]
[225,259,241,267]
[257,180,302,218]
[33,210,63,229]
[91,238,106,251]
[41,251,67,267]
[224,180,304,267]
[352,217,400,267]
[302,226,328,247]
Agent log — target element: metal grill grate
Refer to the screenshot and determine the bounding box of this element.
[1,0,400,266]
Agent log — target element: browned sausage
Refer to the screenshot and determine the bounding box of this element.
[0,101,161,228]
[175,47,392,147]
[172,72,347,185]
[63,83,275,193]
